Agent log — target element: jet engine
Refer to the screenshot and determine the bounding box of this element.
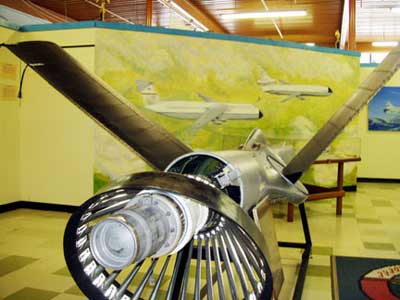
[64,129,306,300]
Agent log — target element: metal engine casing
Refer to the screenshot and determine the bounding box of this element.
[166,146,308,211]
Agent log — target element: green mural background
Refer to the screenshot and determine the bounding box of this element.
[93,28,360,192]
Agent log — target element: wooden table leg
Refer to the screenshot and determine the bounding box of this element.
[287,203,294,222]
[336,162,344,215]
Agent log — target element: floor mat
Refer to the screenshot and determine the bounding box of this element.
[331,255,400,300]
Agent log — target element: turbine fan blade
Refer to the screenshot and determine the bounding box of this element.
[4,41,191,170]
[283,43,400,182]
[63,172,274,300]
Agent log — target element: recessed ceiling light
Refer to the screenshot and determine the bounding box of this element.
[305,42,315,46]
[220,10,307,20]
[372,41,399,47]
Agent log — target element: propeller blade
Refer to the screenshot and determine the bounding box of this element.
[4,41,191,170]
[283,43,400,182]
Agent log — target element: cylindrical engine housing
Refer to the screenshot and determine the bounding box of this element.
[166,148,308,211]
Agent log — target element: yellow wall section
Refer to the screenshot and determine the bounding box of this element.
[0,27,96,205]
[18,47,95,205]
[18,44,95,205]
[0,26,16,41]
[0,26,20,203]
[358,67,400,179]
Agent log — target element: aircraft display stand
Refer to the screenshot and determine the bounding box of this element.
[278,203,312,300]
[287,157,361,222]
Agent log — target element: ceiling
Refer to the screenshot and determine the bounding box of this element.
[356,0,400,41]
[1,0,400,50]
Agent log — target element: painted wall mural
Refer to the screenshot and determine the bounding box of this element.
[368,86,400,131]
[93,28,360,192]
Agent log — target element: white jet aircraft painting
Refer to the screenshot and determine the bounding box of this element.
[384,101,400,114]
[136,80,263,129]
[257,70,333,102]
[368,86,400,131]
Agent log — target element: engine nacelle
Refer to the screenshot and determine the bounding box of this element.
[166,130,308,211]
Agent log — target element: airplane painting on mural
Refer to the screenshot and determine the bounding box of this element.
[368,86,400,131]
[136,80,263,129]
[257,70,333,102]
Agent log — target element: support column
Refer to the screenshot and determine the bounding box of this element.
[349,0,356,50]
[146,0,152,26]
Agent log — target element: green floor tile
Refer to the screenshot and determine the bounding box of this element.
[371,200,393,207]
[3,287,59,300]
[341,212,355,218]
[306,265,331,277]
[0,255,38,277]
[356,218,382,224]
[363,242,396,251]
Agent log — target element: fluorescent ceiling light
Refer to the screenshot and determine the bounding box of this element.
[158,0,208,31]
[391,7,400,13]
[221,10,307,20]
[372,41,399,47]
[305,42,315,46]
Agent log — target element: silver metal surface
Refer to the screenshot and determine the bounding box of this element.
[211,233,226,300]
[179,239,194,300]
[194,236,202,300]
[216,229,238,300]
[4,41,191,170]
[167,146,308,208]
[90,217,138,270]
[149,256,170,300]
[204,234,213,300]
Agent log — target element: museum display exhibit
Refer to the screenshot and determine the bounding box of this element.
[1,1,400,300]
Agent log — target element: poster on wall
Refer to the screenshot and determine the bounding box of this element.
[0,62,17,101]
[368,86,400,131]
[93,28,360,191]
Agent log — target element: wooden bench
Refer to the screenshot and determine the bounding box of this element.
[287,157,361,222]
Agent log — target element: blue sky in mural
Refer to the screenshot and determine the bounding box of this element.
[368,86,400,131]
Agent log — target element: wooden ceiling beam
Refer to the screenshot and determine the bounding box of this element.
[146,0,153,26]
[246,33,335,43]
[172,0,228,33]
[348,0,356,50]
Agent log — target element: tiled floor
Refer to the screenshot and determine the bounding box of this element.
[274,182,400,299]
[0,182,399,300]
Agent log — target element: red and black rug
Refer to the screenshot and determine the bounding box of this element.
[331,256,400,300]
